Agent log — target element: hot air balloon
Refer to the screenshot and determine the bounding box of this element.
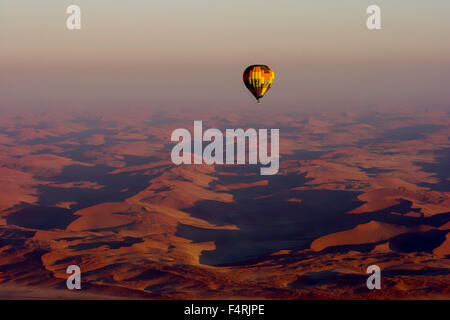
[243,65,275,104]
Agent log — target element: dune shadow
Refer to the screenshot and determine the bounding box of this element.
[177,165,366,265]
[177,165,450,266]
[6,206,78,230]
[289,270,367,289]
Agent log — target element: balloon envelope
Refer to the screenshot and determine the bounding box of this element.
[243,65,275,104]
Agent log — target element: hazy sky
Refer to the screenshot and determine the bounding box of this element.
[1,0,450,109]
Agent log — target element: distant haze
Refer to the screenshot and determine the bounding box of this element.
[1,0,450,109]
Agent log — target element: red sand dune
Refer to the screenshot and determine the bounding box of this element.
[0,107,448,299]
[311,221,433,252]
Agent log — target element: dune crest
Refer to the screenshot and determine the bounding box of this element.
[311,221,433,252]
